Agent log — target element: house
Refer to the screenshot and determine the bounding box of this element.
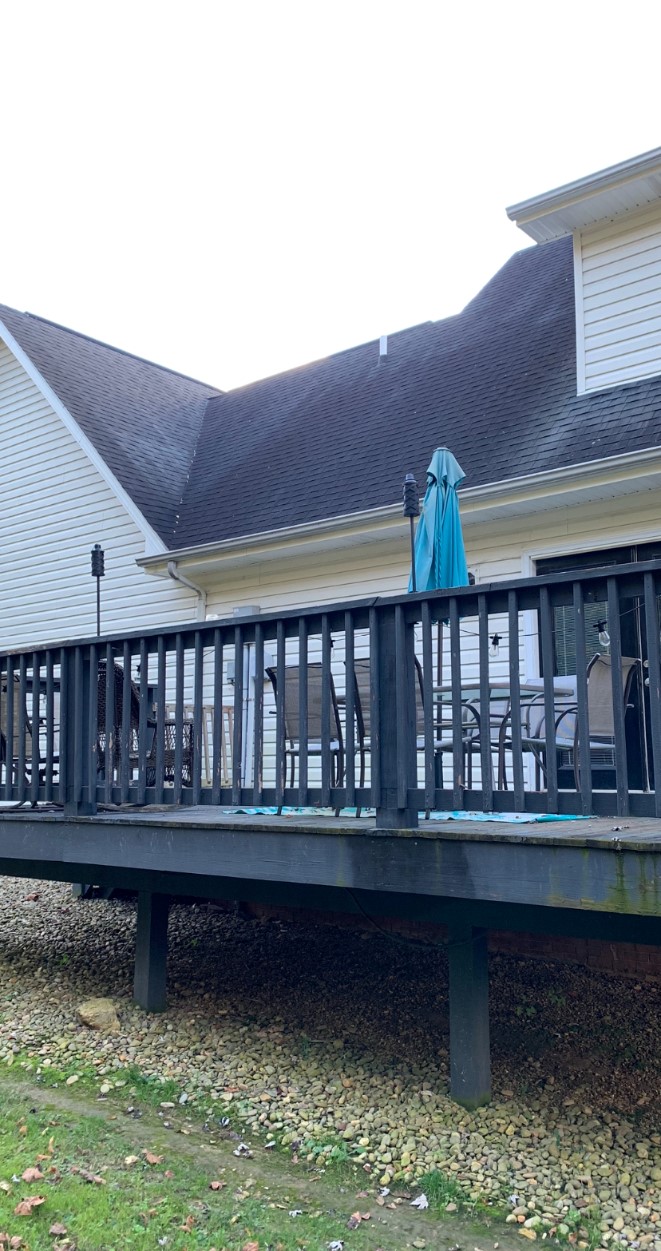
[3,149,661,1030]
[3,145,661,677]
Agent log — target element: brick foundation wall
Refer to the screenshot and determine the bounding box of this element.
[232,900,661,982]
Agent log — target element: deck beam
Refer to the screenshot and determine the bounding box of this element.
[448,922,491,1108]
[0,812,660,917]
[134,891,169,1011]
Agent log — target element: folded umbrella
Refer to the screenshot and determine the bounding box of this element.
[409,447,469,592]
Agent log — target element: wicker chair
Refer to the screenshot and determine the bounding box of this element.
[97,660,193,787]
[0,673,34,787]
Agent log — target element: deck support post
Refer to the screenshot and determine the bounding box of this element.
[447,922,491,1108]
[374,607,419,830]
[62,648,97,817]
[134,891,170,1012]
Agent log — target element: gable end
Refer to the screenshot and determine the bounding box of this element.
[575,204,661,394]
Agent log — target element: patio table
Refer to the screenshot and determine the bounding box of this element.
[432,680,576,789]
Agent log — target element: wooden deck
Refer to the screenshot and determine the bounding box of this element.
[1,805,659,1109]
[1,806,660,921]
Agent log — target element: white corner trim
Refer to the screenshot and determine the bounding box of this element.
[0,321,167,556]
[572,232,586,395]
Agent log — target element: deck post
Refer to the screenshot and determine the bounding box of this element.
[447,922,491,1108]
[134,891,170,1012]
[62,647,97,817]
[374,606,419,830]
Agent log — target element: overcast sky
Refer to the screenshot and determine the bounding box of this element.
[1,2,660,391]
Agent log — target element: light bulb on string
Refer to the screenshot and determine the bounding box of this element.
[595,620,610,649]
[489,633,501,658]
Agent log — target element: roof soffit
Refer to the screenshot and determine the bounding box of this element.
[507,147,661,242]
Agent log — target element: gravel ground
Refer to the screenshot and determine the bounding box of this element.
[0,877,660,1247]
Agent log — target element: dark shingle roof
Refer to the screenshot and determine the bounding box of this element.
[173,235,661,548]
[5,235,661,552]
[0,305,222,543]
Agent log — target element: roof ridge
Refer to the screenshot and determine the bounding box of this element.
[0,304,223,393]
[219,318,439,398]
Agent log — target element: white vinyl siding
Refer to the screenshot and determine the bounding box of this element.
[0,341,195,649]
[576,205,661,392]
[199,486,661,790]
[201,486,661,620]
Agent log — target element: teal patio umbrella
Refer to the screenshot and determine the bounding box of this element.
[408,447,469,593]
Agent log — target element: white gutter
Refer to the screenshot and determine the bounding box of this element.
[166,561,208,620]
[138,444,661,575]
[506,146,661,227]
[461,443,661,507]
[140,502,403,568]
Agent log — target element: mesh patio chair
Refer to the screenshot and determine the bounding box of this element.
[497,676,577,790]
[563,653,638,789]
[351,657,427,792]
[265,662,344,794]
[350,658,480,813]
[500,656,638,791]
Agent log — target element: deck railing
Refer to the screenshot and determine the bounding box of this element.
[2,559,661,824]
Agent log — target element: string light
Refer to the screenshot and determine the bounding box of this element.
[595,620,610,649]
[489,633,501,658]
[413,595,661,646]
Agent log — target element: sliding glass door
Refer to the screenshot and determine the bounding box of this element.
[536,543,661,791]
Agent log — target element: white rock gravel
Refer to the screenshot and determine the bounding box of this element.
[0,877,660,1248]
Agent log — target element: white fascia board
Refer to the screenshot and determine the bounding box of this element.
[506,146,661,242]
[139,445,661,577]
[0,320,167,557]
[459,445,661,513]
[138,503,405,574]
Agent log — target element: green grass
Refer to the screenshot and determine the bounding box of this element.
[414,1167,469,1211]
[551,1206,603,1251]
[0,1077,428,1251]
[14,1053,181,1111]
[0,1056,588,1251]
[414,1166,508,1220]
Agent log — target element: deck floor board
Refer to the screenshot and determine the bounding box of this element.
[2,805,661,851]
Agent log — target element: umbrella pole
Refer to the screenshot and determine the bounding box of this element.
[403,473,420,594]
[409,516,416,594]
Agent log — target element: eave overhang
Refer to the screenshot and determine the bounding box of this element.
[507,147,661,243]
[138,447,661,581]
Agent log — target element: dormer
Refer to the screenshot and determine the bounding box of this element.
[507,148,661,395]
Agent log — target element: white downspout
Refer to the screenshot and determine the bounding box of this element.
[166,560,208,621]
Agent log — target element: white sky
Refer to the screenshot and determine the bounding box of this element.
[1,1,660,391]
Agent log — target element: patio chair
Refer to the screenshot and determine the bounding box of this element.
[563,653,638,789]
[350,658,480,812]
[97,660,193,788]
[501,656,638,791]
[265,662,344,794]
[496,675,577,790]
[165,702,234,785]
[351,657,426,791]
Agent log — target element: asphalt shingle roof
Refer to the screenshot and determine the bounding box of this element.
[0,305,221,543]
[5,235,661,552]
[174,235,661,548]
